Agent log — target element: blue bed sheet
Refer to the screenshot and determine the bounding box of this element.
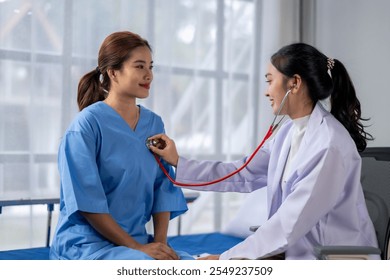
[0,247,50,260]
[0,232,244,260]
[169,232,244,256]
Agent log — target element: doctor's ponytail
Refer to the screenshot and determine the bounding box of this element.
[328,59,373,152]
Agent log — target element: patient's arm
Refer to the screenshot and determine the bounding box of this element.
[152,211,170,244]
[80,211,178,260]
[81,212,138,247]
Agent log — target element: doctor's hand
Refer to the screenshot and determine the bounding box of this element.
[197,254,220,260]
[147,134,179,167]
[136,242,179,260]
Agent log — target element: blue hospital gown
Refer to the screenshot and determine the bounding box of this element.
[50,102,191,260]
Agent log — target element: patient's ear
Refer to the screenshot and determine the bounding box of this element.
[107,69,118,82]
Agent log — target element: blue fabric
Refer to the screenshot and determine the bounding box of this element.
[0,247,51,260]
[168,233,244,256]
[50,102,188,260]
[0,233,243,260]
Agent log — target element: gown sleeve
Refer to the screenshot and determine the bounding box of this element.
[148,115,188,220]
[58,130,109,224]
[152,159,188,220]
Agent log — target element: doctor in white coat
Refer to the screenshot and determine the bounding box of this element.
[149,43,379,260]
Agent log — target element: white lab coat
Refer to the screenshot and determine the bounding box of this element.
[176,103,379,259]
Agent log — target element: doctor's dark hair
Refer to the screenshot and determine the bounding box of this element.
[271,43,373,152]
[77,31,152,111]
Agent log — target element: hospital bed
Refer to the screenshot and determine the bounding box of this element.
[0,195,244,260]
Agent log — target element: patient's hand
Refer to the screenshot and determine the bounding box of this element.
[136,242,179,260]
[197,254,220,260]
[147,134,179,167]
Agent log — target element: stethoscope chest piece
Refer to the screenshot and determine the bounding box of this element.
[146,138,167,149]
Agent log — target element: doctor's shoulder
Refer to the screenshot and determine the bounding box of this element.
[319,115,359,160]
[272,118,294,140]
[322,114,356,145]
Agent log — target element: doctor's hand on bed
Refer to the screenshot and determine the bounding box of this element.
[197,254,220,260]
[147,134,179,167]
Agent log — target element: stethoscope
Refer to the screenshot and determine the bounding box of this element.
[147,89,292,187]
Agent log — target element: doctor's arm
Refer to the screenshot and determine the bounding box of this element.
[80,212,179,260]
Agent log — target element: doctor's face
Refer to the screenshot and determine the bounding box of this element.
[264,63,290,115]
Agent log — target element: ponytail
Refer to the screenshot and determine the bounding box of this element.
[330,60,374,152]
[77,68,106,111]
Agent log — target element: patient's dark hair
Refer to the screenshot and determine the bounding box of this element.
[77,31,152,111]
[271,43,373,152]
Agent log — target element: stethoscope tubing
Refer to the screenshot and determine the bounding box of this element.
[153,89,291,187]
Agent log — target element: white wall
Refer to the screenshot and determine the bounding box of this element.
[314,0,390,147]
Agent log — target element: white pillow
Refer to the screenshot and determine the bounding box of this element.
[221,188,268,238]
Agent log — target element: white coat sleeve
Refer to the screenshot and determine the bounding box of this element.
[175,142,272,192]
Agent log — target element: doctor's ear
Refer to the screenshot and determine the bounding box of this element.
[290,75,302,91]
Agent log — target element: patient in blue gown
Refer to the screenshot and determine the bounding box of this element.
[50,31,192,260]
